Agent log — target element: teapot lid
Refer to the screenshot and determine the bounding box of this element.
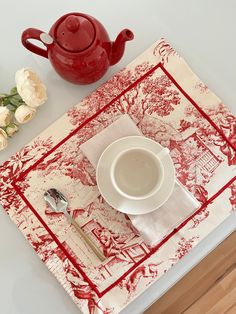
[55,14,95,52]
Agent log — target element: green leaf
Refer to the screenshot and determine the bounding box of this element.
[9,97,22,107]
[2,98,10,106]
[10,87,17,94]
[12,94,22,101]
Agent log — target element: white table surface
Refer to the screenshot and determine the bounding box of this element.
[0,0,236,313]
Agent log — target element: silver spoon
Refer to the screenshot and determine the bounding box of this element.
[44,188,106,262]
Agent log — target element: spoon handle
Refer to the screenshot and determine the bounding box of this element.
[65,213,106,262]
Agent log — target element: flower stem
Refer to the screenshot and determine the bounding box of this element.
[3,93,18,99]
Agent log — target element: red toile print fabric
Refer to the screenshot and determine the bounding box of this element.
[0,38,235,314]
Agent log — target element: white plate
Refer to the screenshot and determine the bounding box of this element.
[96,136,175,215]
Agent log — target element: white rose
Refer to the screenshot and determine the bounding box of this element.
[0,107,12,127]
[15,68,47,108]
[0,128,8,151]
[15,105,36,124]
[6,123,19,137]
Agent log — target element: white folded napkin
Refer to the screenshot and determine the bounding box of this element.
[80,114,200,246]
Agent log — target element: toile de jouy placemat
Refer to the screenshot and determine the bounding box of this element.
[0,38,235,314]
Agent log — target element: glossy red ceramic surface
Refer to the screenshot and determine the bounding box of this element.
[21,12,134,84]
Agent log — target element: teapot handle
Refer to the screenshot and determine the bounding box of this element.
[21,28,51,59]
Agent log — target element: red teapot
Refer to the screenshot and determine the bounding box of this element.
[22,12,134,84]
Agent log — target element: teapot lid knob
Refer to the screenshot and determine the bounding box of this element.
[65,16,80,32]
[55,14,95,52]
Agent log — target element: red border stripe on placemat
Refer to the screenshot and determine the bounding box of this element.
[11,181,102,297]
[99,175,236,295]
[11,63,236,297]
[12,63,162,185]
[160,63,235,150]
[12,174,236,297]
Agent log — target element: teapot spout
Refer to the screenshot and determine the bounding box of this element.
[109,29,134,66]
